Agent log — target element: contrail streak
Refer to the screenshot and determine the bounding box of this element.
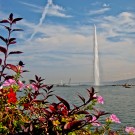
[29,0,52,41]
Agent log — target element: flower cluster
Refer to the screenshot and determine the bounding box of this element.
[106,114,121,124]
[7,88,17,104]
[125,127,135,135]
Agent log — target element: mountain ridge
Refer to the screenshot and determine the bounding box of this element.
[111,77,135,85]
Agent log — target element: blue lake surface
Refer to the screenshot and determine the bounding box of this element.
[50,85,135,128]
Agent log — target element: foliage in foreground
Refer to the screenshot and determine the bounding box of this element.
[0,13,135,135]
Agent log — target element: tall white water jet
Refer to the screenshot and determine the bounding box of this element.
[93,25,100,86]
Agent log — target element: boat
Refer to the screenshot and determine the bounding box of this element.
[123,83,131,88]
[56,78,71,87]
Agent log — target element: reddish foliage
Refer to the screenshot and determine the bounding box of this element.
[57,103,68,116]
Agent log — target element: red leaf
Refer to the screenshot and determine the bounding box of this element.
[0,46,7,54]
[4,26,11,32]
[76,110,89,114]
[9,38,16,42]
[9,13,13,21]
[9,51,23,55]
[18,61,25,66]
[8,41,16,45]
[42,109,51,116]
[5,75,14,80]
[49,104,56,112]
[12,18,23,23]
[48,90,54,94]
[28,93,32,101]
[56,95,70,110]
[46,85,53,90]
[22,70,29,73]
[78,94,85,103]
[35,75,39,81]
[12,29,23,32]
[64,120,84,130]
[46,94,53,99]
[0,19,9,23]
[6,64,18,73]
[0,59,2,65]
[0,36,7,43]
[29,79,36,83]
[40,84,47,88]
[87,87,95,99]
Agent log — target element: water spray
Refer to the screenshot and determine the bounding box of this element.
[94,24,100,86]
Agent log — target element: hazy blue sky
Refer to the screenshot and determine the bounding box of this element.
[0,0,135,84]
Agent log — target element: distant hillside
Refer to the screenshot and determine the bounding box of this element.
[68,78,135,86]
[112,78,135,85]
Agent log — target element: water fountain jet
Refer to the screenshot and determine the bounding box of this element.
[93,25,100,86]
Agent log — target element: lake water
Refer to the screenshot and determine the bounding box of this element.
[51,85,135,128]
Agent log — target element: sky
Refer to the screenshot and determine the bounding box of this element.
[0,0,135,84]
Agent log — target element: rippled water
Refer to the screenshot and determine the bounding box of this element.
[51,85,135,128]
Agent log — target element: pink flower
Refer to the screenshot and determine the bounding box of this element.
[89,116,101,127]
[125,126,135,135]
[97,95,104,104]
[18,80,24,90]
[109,114,121,123]
[3,79,16,86]
[31,84,38,91]
[25,84,38,91]
[94,94,104,104]
[0,86,3,89]
[25,84,31,89]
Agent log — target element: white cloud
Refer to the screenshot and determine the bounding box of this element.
[103,3,110,8]
[90,11,135,43]
[89,7,110,15]
[20,2,42,13]
[47,4,72,18]
[20,1,72,18]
